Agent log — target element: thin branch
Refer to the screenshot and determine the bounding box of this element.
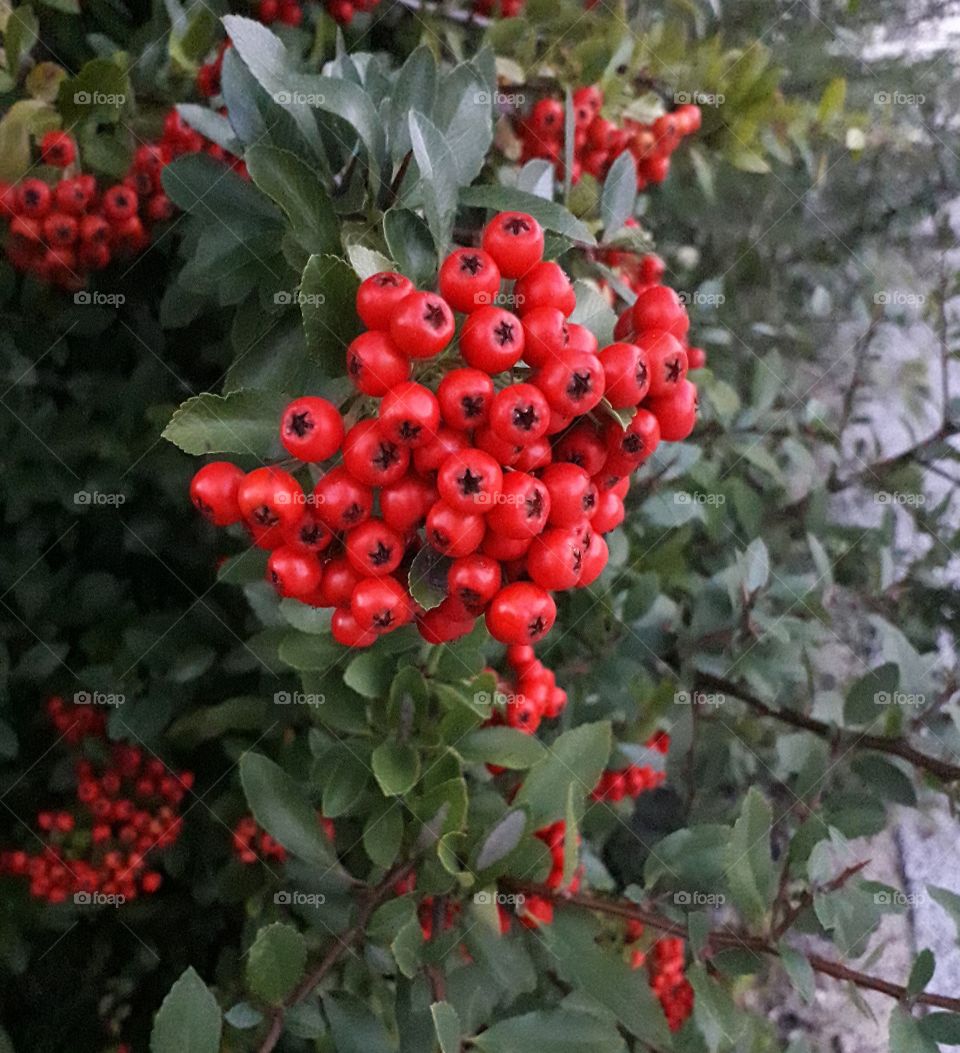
[697,673,960,784]
[509,882,960,1014]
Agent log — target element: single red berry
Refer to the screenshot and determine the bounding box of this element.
[540,462,597,526]
[389,291,455,359]
[527,527,583,589]
[602,409,661,475]
[447,554,501,614]
[346,331,410,396]
[535,351,605,417]
[417,599,476,644]
[190,461,245,526]
[631,286,689,341]
[54,178,91,215]
[489,383,551,446]
[474,426,522,467]
[521,306,569,368]
[282,508,333,553]
[80,214,111,245]
[598,341,650,408]
[237,467,305,531]
[378,382,441,448]
[280,396,344,462]
[486,582,557,645]
[380,475,434,532]
[566,323,599,355]
[356,271,415,330]
[267,546,323,598]
[412,426,470,476]
[639,331,688,397]
[436,449,503,514]
[17,179,52,219]
[426,501,485,557]
[528,98,565,140]
[647,379,697,442]
[342,420,410,486]
[345,519,404,576]
[319,557,362,607]
[350,576,412,633]
[486,472,550,539]
[313,466,373,531]
[102,185,139,223]
[439,247,502,313]
[514,436,552,472]
[460,306,525,374]
[514,261,576,317]
[331,607,378,646]
[686,346,707,370]
[40,131,77,168]
[552,422,607,475]
[436,368,494,430]
[591,489,625,533]
[42,213,78,248]
[481,211,544,279]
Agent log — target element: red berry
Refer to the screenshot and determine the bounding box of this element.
[389,291,455,359]
[351,576,412,632]
[102,185,139,223]
[521,306,569,368]
[356,271,415,330]
[280,396,344,462]
[590,490,624,533]
[602,409,661,475]
[319,556,362,607]
[342,420,410,486]
[40,131,77,167]
[439,247,502,313]
[460,306,525,374]
[485,472,550,539]
[42,213,78,248]
[380,475,433,532]
[514,261,576,317]
[436,368,494,431]
[378,382,441,448]
[54,178,91,215]
[237,467,305,531]
[481,212,544,279]
[598,342,650,408]
[486,583,556,645]
[527,527,583,589]
[489,383,551,446]
[426,501,485,557]
[332,607,378,646]
[346,331,410,396]
[535,351,605,417]
[540,462,597,526]
[447,554,501,614]
[528,98,565,140]
[631,286,689,341]
[313,466,373,530]
[17,179,52,218]
[647,379,697,441]
[345,519,404,576]
[437,449,503,513]
[267,546,323,598]
[190,461,245,526]
[640,331,688,397]
[553,422,606,475]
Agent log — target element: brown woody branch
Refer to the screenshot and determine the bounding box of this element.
[696,673,960,784]
[509,882,960,1014]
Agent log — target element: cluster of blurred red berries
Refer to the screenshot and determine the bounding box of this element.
[591,730,669,800]
[516,86,701,188]
[190,210,700,653]
[0,696,191,904]
[231,813,334,864]
[624,921,694,1031]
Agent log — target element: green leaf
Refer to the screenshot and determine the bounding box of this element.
[844,662,899,726]
[818,77,847,122]
[474,1009,624,1052]
[930,885,960,943]
[0,98,57,182]
[431,1001,461,1053]
[906,949,935,998]
[919,1013,960,1045]
[390,45,437,162]
[778,942,815,1003]
[239,752,333,865]
[725,787,774,926]
[890,1007,939,1053]
[460,185,596,245]
[150,967,222,1053]
[5,5,38,74]
[570,280,616,345]
[245,145,341,258]
[161,152,281,223]
[599,150,637,239]
[408,111,459,256]
[475,810,527,871]
[346,243,394,279]
[343,650,395,699]
[363,804,403,868]
[323,993,394,1053]
[383,208,437,287]
[372,741,420,796]
[246,923,307,1005]
[407,545,451,613]
[278,631,343,671]
[688,962,749,1053]
[300,254,361,377]
[513,722,610,825]
[58,58,128,124]
[162,390,285,457]
[458,727,546,769]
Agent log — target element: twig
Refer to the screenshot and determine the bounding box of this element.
[696,673,960,784]
[508,882,960,1013]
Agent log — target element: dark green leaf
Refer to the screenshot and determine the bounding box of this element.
[408,111,459,256]
[458,727,546,769]
[383,209,437,287]
[475,810,527,871]
[431,1001,461,1053]
[162,390,285,457]
[844,662,899,726]
[246,923,307,1005]
[514,721,610,825]
[906,949,935,998]
[150,967,222,1053]
[599,150,637,239]
[725,787,775,926]
[372,741,420,796]
[300,254,361,377]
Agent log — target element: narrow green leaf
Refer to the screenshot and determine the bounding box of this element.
[475,810,527,871]
[599,150,637,239]
[408,111,459,255]
[299,253,361,377]
[431,1001,461,1053]
[514,721,610,825]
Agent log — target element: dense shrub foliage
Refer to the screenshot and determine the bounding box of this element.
[2,2,960,1052]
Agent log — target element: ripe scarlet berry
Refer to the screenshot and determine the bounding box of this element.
[356,271,415,330]
[647,379,697,441]
[486,583,557,645]
[631,286,689,341]
[437,449,503,513]
[481,212,544,279]
[540,462,597,526]
[460,306,525,374]
[426,501,485,557]
[528,98,565,139]
[686,346,707,370]
[17,179,52,218]
[190,461,244,525]
[591,490,625,533]
[640,331,688,397]
[527,527,583,589]
[54,178,90,215]
[102,185,139,223]
[417,598,476,644]
[474,426,522,467]
[80,214,111,245]
[481,529,531,561]
[342,420,410,486]
[489,384,551,446]
[447,554,501,614]
[578,534,609,586]
[237,467,305,531]
[314,466,373,531]
[514,261,576,316]
[436,368,494,431]
[521,306,569,368]
[345,519,404,576]
[514,436,552,471]
[486,472,550,539]
[552,422,607,476]
[603,409,661,475]
[439,247,502,312]
[378,382,441,447]
[283,508,332,553]
[598,341,650,408]
[267,546,323,598]
[389,291,455,358]
[535,351,605,417]
[332,607,378,647]
[413,427,470,476]
[566,323,599,355]
[380,475,434,532]
[40,131,77,167]
[351,576,412,632]
[318,556,362,607]
[280,396,344,462]
[346,331,410,396]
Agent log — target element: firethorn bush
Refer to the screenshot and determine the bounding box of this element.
[2,2,960,1053]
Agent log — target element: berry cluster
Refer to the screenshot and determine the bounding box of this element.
[623,922,694,1031]
[591,730,670,800]
[0,697,191,903]
[231,813,334,864]
[516,87,701,188]
[189,210,699,652]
